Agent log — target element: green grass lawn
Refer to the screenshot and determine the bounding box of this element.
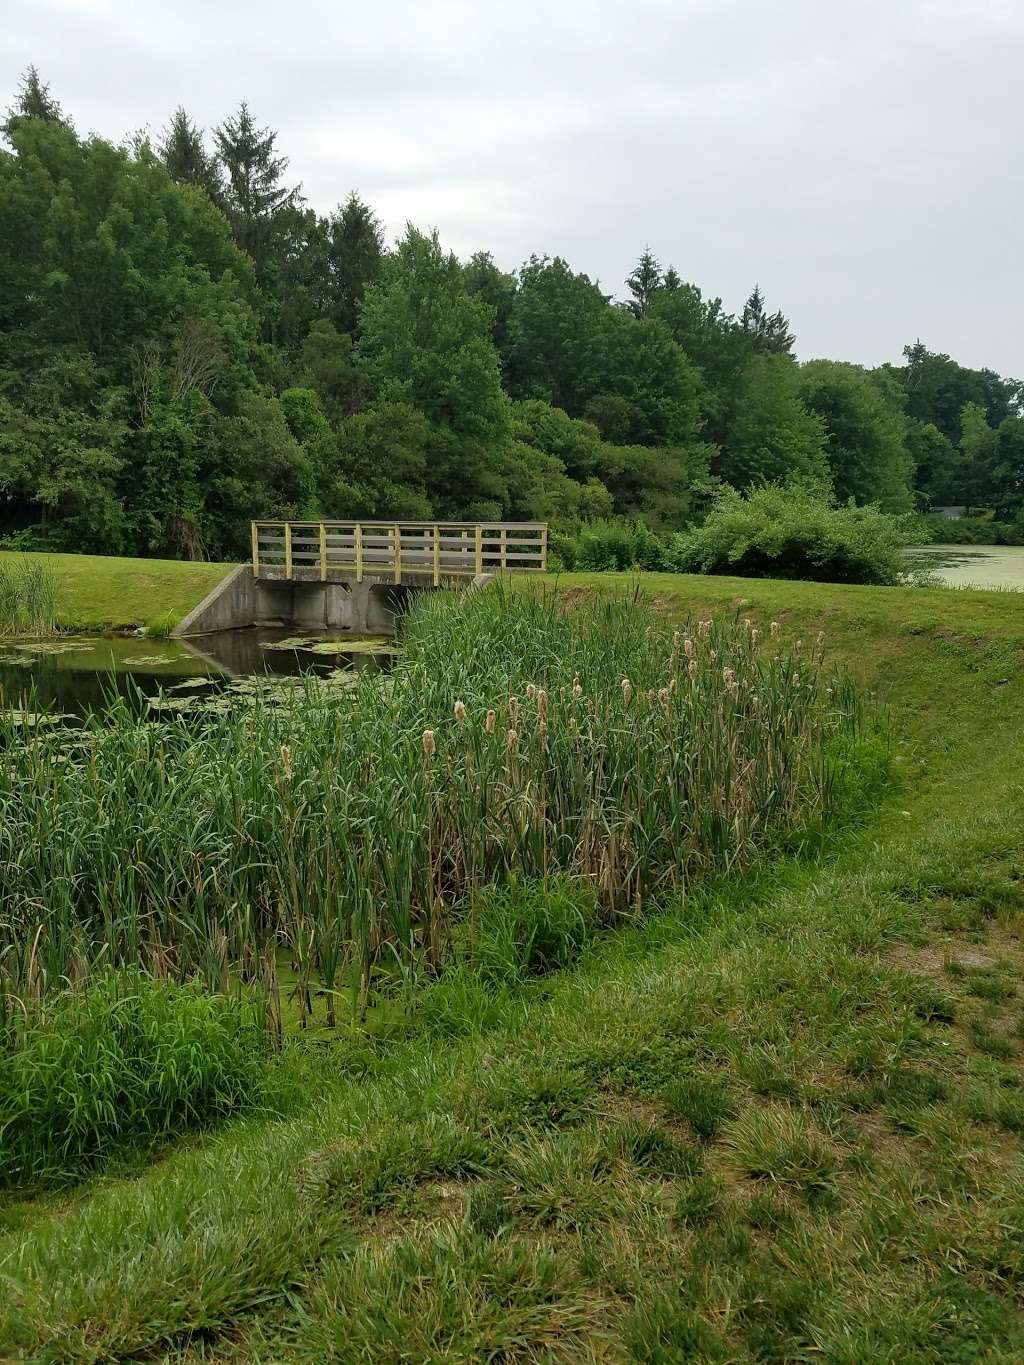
[0,550,234,630]
[4,573,1024,1360]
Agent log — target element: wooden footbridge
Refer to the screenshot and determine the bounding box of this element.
[251,520,548,584]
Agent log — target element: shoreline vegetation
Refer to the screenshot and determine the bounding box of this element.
[1,571,1023,1359]
[0,586,876,1021]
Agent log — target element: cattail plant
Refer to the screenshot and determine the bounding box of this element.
[0,582,871,1022]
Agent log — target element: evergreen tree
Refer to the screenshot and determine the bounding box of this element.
[2,65,67,142]
[213,101,302,268]
[741,284,795,356]
[159,107,221,200]
[624,248,662,319]
[324,192,385,335]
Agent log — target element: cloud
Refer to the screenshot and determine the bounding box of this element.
[2,0,1021,373]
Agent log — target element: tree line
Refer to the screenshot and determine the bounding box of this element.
[1,66,1021,561]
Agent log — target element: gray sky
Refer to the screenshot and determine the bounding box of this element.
[5,0,1022,375]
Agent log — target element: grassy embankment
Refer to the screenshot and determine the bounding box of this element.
[3,573,1024,1360]
[0,550,233,632]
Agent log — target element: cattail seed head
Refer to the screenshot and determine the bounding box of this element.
[669,675,678,693]
[572,681,583,698]
[526,683,537,700]
[688,659,698,680]
[421,729,436,757]
[280,744,293,777]
[698,619,712,638]
[709,649,718,663]
[658,687,670,713]
[684,636,694,658]
[722,666,735,687]
[816,630,825,647]
[506,727,519,750]
[453,699,466,723]
[621,677,633,705]
[770,620,780,637]
[509,695,519,719]
[792,673,801,688]
[537,688,548,718]
[751,627,761,645]
[568,716,577,730]
[484,709,496,733]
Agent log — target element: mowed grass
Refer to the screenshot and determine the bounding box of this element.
[0,550,233,630]
[3,574,1024,1360]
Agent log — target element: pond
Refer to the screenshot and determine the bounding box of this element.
[0,627,396,717]
[905,544,1024,591]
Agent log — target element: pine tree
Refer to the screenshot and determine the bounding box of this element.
[213,101,302,266]
[3,65,68,141]
[159,107,221,201]
[625,247,662,319]
[741,284,795,356]
[325,192,385,334]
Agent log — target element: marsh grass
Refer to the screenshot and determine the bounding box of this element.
[0,557,59,637]
[0,972,271,1188]
[0,585,875,1018]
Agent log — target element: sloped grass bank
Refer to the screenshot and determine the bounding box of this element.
[0,550,232,631]
[2,578,1024,1360]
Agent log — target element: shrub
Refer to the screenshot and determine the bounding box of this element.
[666,481,921,585]
[0,973,271,1188]
[575,518,666,572]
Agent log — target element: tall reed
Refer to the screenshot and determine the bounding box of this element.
[0,557,60,636]
[0,586,873,1018]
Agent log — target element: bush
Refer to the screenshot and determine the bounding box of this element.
[666,482,920,585]
[575,518,666,572]
[0,973,271,1188]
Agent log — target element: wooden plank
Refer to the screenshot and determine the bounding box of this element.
[475,525,483,576]
[284,523,293,579]
[540,524,548,571]
[355,523,363,583]
[394,524,402,583]
[319,523,327,581]
[250,522,259,576]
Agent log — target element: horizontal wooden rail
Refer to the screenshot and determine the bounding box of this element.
[251,520,548,583]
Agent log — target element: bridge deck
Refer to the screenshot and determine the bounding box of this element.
[251,520,548,584]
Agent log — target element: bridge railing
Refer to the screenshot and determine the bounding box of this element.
[251,520,548,584]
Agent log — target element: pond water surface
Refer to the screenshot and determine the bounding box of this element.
[905,544,1024,591]
[0,627,395,717]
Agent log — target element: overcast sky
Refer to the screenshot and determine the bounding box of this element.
[5,0,1021,375]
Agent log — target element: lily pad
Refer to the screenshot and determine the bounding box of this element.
[8,640,93,656]
[260,635,397,655]
[169,677,218,692]
[1,709,73,726]
[123,655,178,667]
[147,695,199,712]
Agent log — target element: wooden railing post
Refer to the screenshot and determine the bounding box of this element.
[500,525,507,571]
[433,524,441,586]
[355,523,363,582]
[251,522,259,576]
[284,523,293,579]
[393,524,401,584]
[475,525,483,576]
[540,524,548,571]
[319,522,327,581]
